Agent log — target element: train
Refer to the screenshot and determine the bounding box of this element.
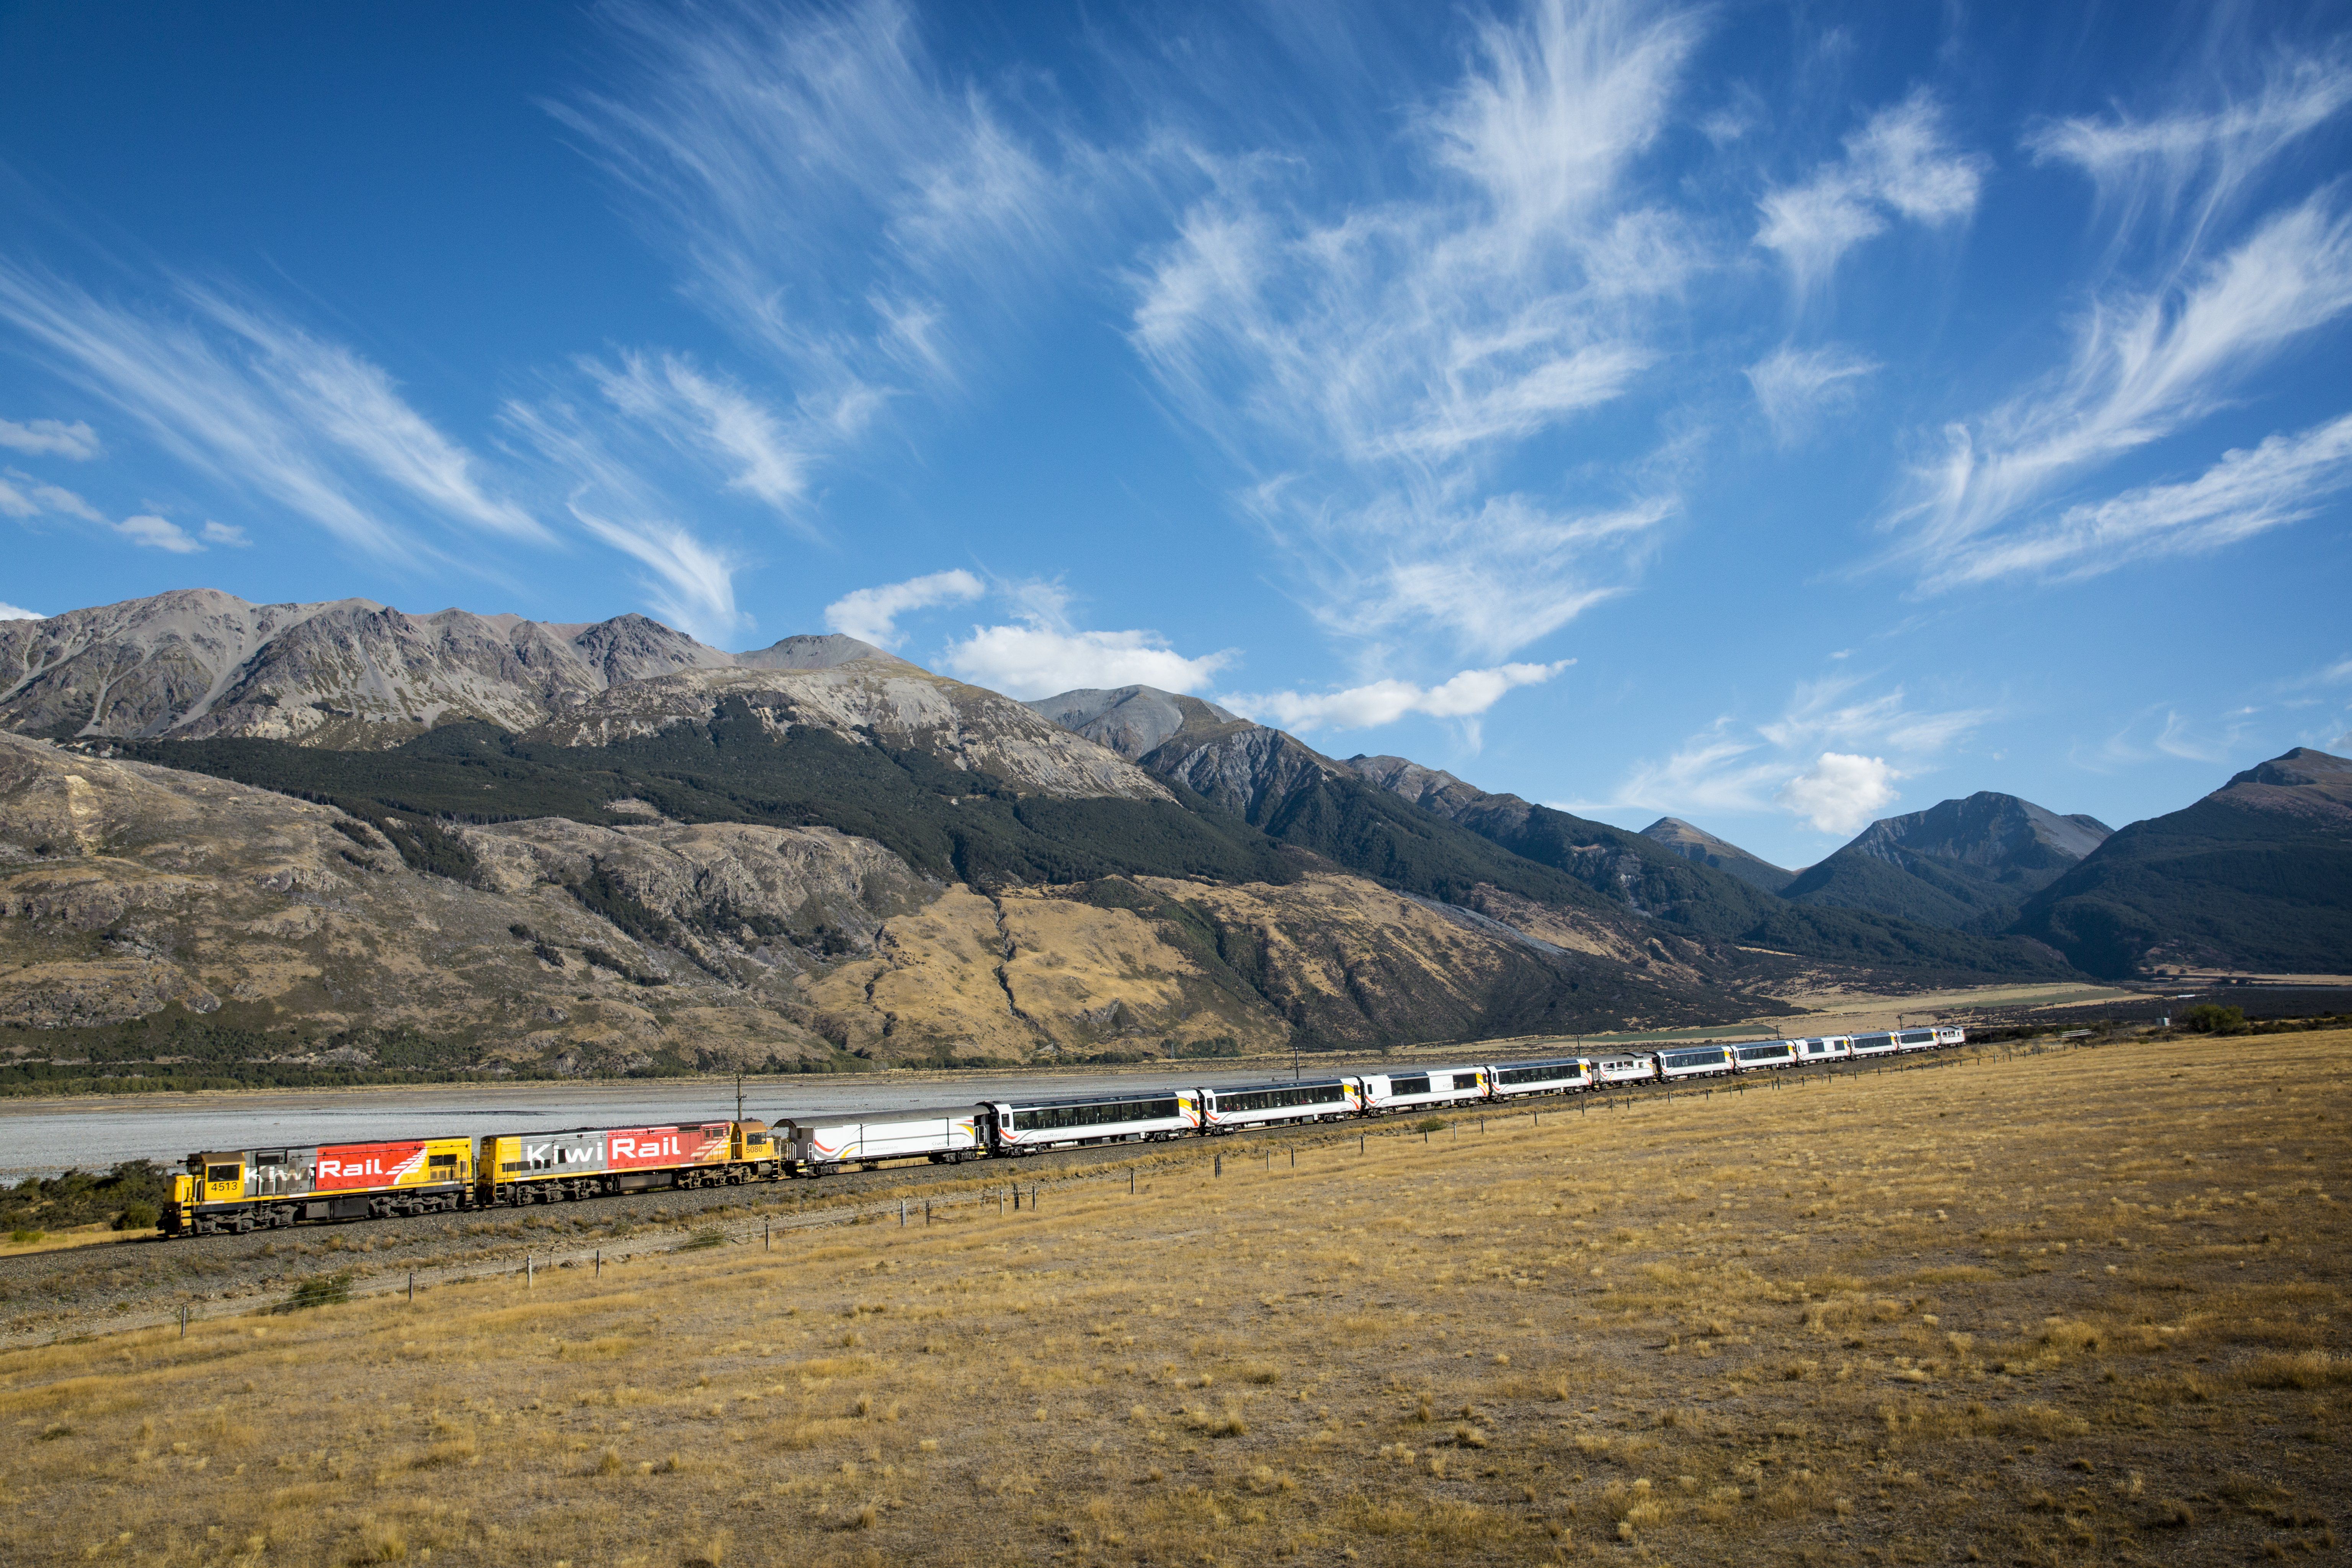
[158,1026,1963,1236]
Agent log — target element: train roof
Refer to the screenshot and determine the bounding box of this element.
[974,1085,1190,1110]
[769,1105,981,1127]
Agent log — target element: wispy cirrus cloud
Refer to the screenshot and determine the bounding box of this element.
[0,260,545,560]
[1887,59,2352,595]
[2025,52,2352,246]
[567,500,745,645]
[1755,87,1988,299]
[1894,189,2352,589]
[580,350,820,524]
[1131,0,1700,663]
[1923,410,2352,589]
[1745,343,1878,445]
[555,0,1080,421]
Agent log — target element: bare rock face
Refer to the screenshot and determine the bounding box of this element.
[528,664,1174,802]
[0,592,732,746]
[1026,686,1241,762]
[1,593,1168,803]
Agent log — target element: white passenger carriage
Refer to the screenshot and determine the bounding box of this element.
[779,1106,982,1175]
[1198,1078,1359,1132]
[1359,1067,1489,1114]
[1486,1057,1596,1099]
[1594,1053,1657,1085]
[1655,1044,1737,1080]
[1730,1039,1799,1072]
[1894,1028,1941,1054]
[1934,1026,1967,1047]
[978,1089,1200,1156]
[1846,1031,1901,1058]
[1791,1035,1852,1063]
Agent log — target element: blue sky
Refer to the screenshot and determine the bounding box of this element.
[2,0,2349,869]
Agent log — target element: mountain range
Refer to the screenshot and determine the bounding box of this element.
[0,591,2340,1083]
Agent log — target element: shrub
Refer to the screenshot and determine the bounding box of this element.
[279,1271,354,1312]
[9,1227,42,1245]
[681,1230,726,1251]
[2180,1004,2247,1034]
[113,1203,158,1232]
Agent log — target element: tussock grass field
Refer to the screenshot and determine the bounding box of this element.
[3,1031,2346,1567]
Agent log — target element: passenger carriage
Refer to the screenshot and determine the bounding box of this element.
[1847,1031,1901,1058]
[1486,1057,1596,1098]
[1655,1044,1737,1081]
[1197,1078,1359,1132]
[1593,1053,1658,1085]
[1790,1035,1852,1063]
[1730,1039,1799,1072]
[780,1106,982,1174]
[978,1088,1200,1155]
[1894,1028,1941,1054]
[1934,1026,1968,1047]
[1358,1066,1490,1113]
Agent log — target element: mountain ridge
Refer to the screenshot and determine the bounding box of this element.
[1779,791,2111,929]
[2012,746,2352,977]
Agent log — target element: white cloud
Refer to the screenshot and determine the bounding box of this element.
[1756,88,1987,296]
[1745,343,1878,445]
[1896,192,2352,587]
[1606,674,1989,823]
[567,501,745,645]
[1777,751,1901,835]
[1925,410,2352,589]
[0,601,42,620]
[1129,0,1701,660]
[0,261,540,560]
[15,475,105,522]
[824,568,984,647]
[199,519,250,547]
[0,468,216,554]
[1223,661,1570,733]
[0,416,100,459]
[939,624,1233,701]
[114,513,201,553]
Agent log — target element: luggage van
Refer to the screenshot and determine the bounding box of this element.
[781,1106,982,1175]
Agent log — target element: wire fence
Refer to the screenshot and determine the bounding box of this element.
[18,1039,2114,1349]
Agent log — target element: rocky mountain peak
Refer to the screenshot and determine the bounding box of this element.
[1023,686,1240,762]
[1637,816,1795,895]
[734,633,894,671]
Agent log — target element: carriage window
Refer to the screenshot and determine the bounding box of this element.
[1391,1076,1431,1096]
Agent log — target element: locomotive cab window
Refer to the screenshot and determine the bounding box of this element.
[206,1165,240,1185]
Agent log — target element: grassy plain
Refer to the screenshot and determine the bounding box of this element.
[2,1031,2345,1567]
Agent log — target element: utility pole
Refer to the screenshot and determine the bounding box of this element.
[735,1071,744,1124]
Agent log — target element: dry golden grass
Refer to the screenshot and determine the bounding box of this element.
[2,1031,2347,1566]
